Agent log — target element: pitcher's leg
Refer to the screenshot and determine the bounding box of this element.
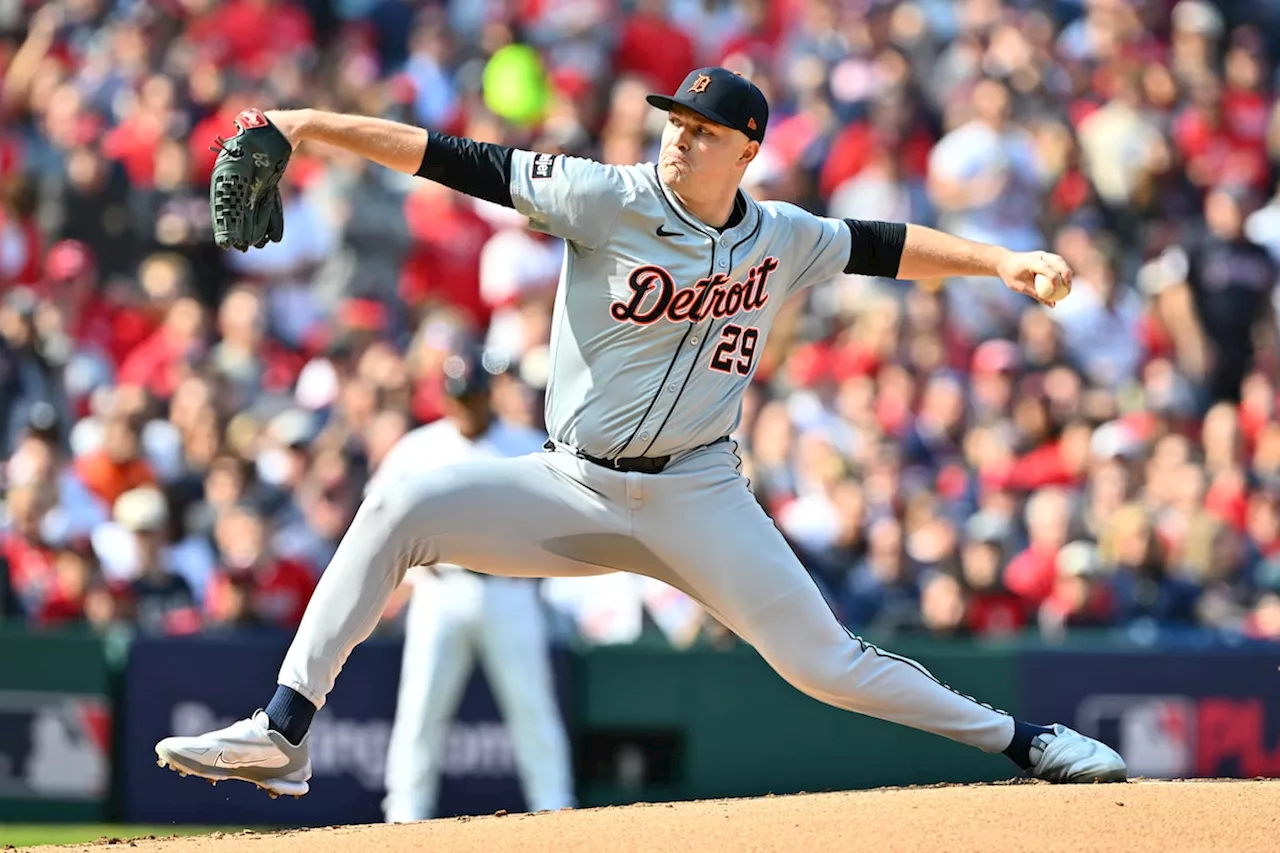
[734,587,1123,780]
[278,454,621,708]
[639,458,1013,751]
[157,453,631,795]
[736,583,1014,750]
[637,453,1124,781]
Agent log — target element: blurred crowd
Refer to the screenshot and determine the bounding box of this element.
[4,0,1280,646]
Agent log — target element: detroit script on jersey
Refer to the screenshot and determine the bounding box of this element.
[610,257,780,325]
[508,150,854,460]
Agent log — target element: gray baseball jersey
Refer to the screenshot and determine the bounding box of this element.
[508,151,852,460]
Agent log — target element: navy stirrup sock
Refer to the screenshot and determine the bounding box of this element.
[1003,720,1054,770]
[265,685,316,746]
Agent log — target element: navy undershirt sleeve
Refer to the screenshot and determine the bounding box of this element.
[416,131,515,209]
[844,219,907,277]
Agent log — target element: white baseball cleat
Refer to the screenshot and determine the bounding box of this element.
[1028,724,1127,783]
[154,709,311,798]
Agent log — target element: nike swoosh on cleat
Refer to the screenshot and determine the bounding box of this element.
[213,751,276,768]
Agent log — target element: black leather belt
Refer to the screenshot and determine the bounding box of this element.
[545,437,729,474]
[579,450,672,473]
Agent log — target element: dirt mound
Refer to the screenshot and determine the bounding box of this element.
[21,779,1276,853]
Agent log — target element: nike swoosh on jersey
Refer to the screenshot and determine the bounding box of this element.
[656,225,683,237]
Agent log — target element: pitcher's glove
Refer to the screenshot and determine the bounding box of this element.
[209,109,292,252]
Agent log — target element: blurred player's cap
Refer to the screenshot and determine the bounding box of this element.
[647,67,769,143]
[442,348,499,398]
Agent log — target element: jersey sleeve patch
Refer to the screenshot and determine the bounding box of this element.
[530,153,556,181]
[508,151,630,250]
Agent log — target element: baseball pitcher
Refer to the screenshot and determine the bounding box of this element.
[158,67,1125,799]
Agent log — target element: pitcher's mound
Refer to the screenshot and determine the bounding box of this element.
[24,779,1280,853]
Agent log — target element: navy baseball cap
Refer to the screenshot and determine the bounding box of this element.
[646,67,769,143]
[442,349,492,398]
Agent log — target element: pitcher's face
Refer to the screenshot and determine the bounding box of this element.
[658,106,755,195]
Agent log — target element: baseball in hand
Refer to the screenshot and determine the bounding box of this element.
[1034,273,1069,303]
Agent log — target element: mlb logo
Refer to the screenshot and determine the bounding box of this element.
[531,153,556,180]
[0,691,112,800]
[1076,694,1196,778]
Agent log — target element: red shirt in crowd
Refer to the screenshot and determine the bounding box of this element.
[712,0,786,65]
[74,452,157,507]
[36,591,85,625]
[1006,441,1085,492]
[186,0,315,79]
[614,12,697,95]
[819,123,935,199]
[101,112,165,188]
[188,100,258,185]
[1,533,55,612]
[0,131,23,180]
[967,589,1028,635]
[410,373,448,426]
[1173,103,1269,191]
[63,295,159,369]
[206,559,317,629]
[1223,87,1270,148]
[31,240,159,367]
[1038,578,1114,627]
[399,192,493,329]
[1004,542,1061,606]
[1205,476,1250,531]
[118,325,199,400]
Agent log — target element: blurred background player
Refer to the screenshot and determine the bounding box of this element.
[368,347,574,822]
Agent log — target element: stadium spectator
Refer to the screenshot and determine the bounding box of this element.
[112,486,200,636]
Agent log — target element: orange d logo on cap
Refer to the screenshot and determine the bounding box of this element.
[688,74,712,94]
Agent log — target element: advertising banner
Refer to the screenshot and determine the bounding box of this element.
[574,637,1021,805]
[1019,649,1280,779]
[0,627,111,822]
[121,634,569,826]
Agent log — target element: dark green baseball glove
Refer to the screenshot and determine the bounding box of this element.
[209,109,292,252]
